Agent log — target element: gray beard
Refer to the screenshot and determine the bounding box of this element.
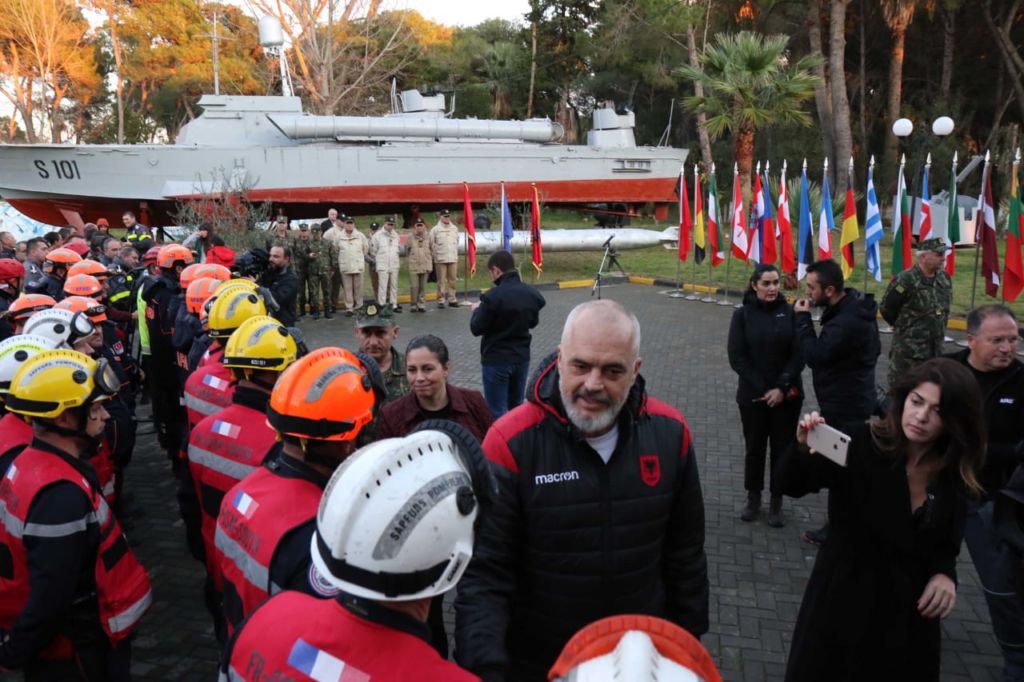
[559,378,627,436]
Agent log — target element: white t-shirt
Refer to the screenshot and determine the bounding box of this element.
[586,425,619,464]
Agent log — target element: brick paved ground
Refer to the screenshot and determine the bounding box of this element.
[2,282,1006,681]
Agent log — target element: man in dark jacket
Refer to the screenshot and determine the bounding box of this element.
[261,245,299,327]
[469,250,546,417]
[794,259,880,545]
[454,299,708,681]
[948,304,1024,681]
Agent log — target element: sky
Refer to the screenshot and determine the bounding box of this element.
[400,0,529,27]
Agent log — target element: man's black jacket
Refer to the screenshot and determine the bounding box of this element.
[796,287,880,423]
[454,354,708,681]
[469,271,546,365]
[261,266,299,327]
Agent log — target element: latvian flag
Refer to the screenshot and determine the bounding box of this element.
[232,490,259,519]
[288,638,369,682]
[212,420,241,439]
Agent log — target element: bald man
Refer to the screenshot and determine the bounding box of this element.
[455,300,709,681]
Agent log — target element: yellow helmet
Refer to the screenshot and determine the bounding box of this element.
[223,315,298,372]
[5,350,118,419]
[207,286,267,339]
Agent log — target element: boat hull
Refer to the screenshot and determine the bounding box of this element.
[0,141,685,227]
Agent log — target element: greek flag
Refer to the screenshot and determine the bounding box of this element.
[864,164,883,282]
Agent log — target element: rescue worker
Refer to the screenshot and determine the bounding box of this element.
[104,246,141,323]
[214,347,381,635]
[122,211,153,249]
[135,246,162,431]
[187,315,299,644]
[141,244,194,463]
[430,209,460,307]
[407,219,433,313]
[336,216,368,316]
[0,258,25,341]
[25,247,81,300]
[369,217,401,310]
[22,308,100,358]
[220,424,488,682]
[22,239,48,290]
[182,277,222,372]
[3,294,57,336]
[172,263,213,389]
[0,335,55,471]
[0,350,152,680]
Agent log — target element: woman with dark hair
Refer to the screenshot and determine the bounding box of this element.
[779,358,986,681]
[182,222,214,262]
[204,234,236,268]
[728,264,804,526]
[376,334,493,442]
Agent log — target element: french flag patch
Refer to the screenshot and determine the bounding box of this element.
[287,638,368,682]
[212,420,241,439]
[232,491,259,518]
[203,374,229,390]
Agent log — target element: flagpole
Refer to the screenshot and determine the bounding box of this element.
[701,161,715,302]
[970,151,990,311]
[1010,149,1022,309]
[719,163,738,307]
[687,164,701,300]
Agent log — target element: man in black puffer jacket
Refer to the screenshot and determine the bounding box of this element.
[793,259,880,546]
[455,299,708,682]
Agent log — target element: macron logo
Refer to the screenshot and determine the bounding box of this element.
[535,470,580,485]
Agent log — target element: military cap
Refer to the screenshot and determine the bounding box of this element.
[439,209,451,217]
[298,223,309,231]
[918,237,947,253]
[340,213,354,222]
[383,215,396,224]
[275,215,289,225]
[369,222,381,231]
[356,303,396,328]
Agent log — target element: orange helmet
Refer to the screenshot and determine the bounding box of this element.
[548,615,722,682]
[179,263,205,290]
[267,347,377,442]
[43,248,82,273]
[68,259,110,280]
[55,296,107,323]
[156,244,195,270]
[5,294,57,322]
[63,273,104,298]
[192,263,231,282]
[185,277,221,314]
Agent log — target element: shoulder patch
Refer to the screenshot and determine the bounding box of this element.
[307,563,341,597]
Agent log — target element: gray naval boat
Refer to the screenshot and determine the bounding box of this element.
[0,19,686,230]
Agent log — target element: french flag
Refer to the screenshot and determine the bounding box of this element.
[287,638,369,682]
[232,490,259,519]
[203,374,229,391]
[212,420,241,439]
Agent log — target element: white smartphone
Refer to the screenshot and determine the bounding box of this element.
[806,423,851,467]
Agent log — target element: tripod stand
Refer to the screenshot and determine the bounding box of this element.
[592,235,627,299]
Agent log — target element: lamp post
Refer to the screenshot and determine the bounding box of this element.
[897,116,955,241]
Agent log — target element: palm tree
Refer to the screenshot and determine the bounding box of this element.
[881,0,918,171]
[677,31,821,201]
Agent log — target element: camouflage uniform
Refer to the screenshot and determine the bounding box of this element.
[355,304,409,403]
[293,232,314,315]
[881,262,952,385]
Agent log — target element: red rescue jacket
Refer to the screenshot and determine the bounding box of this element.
[188,387,276,586]
[0,446,152,657]
[183,347,236,433]
[224,592,478,682]
[215,463,322,633]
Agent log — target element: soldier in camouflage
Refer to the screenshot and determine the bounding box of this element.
[293,223,314,318]
[311,224,335,319]
[266,216,293,251]
[354,303,409,402]
[880,237,952,386]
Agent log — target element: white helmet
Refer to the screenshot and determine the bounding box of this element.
[549,615,722,682]
[22,309,96,349]
[0,334,57,393]
[310,427,480,602]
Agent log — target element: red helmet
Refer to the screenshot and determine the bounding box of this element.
[0,258,25,288]
[157,244,195,270]
[43,248,82,273]
[63,273,104,298]
[143,246,162,266]
[63,239,90,257]
[68,259,110,280]
[5,294,56,322]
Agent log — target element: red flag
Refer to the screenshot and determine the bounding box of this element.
[463,183,476,275]
[678,170,692,263]
[1003,166,1023,301]
[530,184,543,274]
[731,171,749,262]
[778,167,795,274]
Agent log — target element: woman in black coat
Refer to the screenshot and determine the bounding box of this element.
[779,358,987,681]
[728,264,804,526]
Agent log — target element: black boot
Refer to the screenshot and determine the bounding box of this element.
[768,495,785,528]
[740,491,761,522]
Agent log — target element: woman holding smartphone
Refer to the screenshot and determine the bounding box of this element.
[728,264,804,526]
[779,358,986,681]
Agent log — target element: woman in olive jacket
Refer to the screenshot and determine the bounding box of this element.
[727,264,804,526]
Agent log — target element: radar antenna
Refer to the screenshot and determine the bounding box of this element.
[258,16,294,98]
